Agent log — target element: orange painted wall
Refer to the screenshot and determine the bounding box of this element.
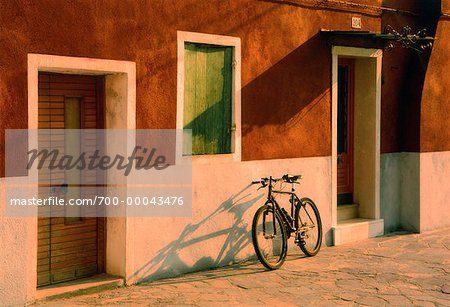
[421,5,450,152]
[380,0,440,153]
[420,0,450,152]
[0,0,384,176]
[380,11,425,153]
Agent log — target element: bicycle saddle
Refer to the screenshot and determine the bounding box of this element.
[282,174,302,183]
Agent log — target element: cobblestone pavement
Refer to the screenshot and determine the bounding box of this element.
[36,228,450,306]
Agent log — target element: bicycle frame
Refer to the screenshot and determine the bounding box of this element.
[263,176,301,236]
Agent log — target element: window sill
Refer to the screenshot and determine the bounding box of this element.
[179,152,241,165]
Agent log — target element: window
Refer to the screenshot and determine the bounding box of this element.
[183,43,233,155]
[177,31,241,160]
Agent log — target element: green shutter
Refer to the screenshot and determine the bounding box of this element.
[184,43,233,155]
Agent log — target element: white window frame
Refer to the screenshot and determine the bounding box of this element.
[176,31,241,164]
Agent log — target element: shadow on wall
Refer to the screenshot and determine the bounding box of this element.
[130,185,264,283]
[241,32,331,160]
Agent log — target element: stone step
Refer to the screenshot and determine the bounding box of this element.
[337,203,359,221]
[36,273,124,301]
[333,218,384,245]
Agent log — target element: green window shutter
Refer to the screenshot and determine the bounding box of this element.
[184,43,233,155]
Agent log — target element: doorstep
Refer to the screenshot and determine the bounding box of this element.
[36,273,124,300]
[332,218,384,246]
[337,203,359,221]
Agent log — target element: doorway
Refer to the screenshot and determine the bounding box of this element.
[37,73,106,287]
[331,46,384,245]
[337,58,355,206]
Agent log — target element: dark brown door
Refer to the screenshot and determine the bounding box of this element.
[37,73,106,287]
[337,59,354,204]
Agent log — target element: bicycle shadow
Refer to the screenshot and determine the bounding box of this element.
[130,184,265,283]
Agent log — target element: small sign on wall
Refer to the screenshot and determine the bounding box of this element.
[351,16,361,29]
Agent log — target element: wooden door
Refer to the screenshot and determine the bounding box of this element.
[37,73,106,287]
[337,59,354,204]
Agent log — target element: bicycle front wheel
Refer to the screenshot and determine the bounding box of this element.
[294,198,322,256]
[252,204,288,270]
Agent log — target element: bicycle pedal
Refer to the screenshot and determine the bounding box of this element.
[295,238,306,246]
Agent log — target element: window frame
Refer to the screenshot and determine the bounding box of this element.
[176,31,241,164]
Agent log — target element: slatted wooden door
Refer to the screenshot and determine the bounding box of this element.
[337,59,355,204]
[37,73,106,287]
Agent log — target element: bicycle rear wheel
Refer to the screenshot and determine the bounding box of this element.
[294,198,322,256]
[252,204,288,270]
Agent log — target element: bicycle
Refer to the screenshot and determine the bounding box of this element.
[251,174,322,269]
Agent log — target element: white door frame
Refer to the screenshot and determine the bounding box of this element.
[27,54,136,297]
[331,46,382,227]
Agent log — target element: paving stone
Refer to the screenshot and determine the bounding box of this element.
[204,278,234,289]
[336,292,360,302]
[412,277,448,291]
[33,228,450,306]
[277,286,315,295]
[412,300,438,307]
[442,283,450,294]
[261,297,298,306]
[354,295,387,306]
[379,294,412,306]
[335,278,363,289]
[377,286,401,295]
[322,299,355,306]
[432,297,450,307]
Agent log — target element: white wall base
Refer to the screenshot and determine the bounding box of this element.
[420,151,450,231]
[380,151,450,233]
[333,218,384,245]
[380,152,420,232]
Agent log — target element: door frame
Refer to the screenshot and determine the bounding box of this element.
[27,54,136,297]
[331,46,382,228]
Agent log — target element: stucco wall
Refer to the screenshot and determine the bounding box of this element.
[126,156,332,283]
[380,152,420,232]
[380,0,440,154]
[420,151,450,231]
[0,179,37,306]
[0,3,374,303]
[0,156,331,305]
[380,154,401,232]
[442,0,450,15]
[0,0,383,176]
[421,17,450,152]
[380,17,426,153]
[8,0,450,304]
[380,150,450,233]
[416,11,450,233]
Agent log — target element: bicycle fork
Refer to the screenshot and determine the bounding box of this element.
[262,209,276,239]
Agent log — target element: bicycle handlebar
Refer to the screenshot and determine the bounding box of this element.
[251,174,302,187]
[251,178,270,186]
